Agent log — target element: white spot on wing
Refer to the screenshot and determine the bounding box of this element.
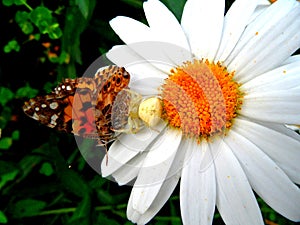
[50,114,59,126]
[49,102,59,110]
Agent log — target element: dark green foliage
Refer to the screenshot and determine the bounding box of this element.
[0,0,299,224]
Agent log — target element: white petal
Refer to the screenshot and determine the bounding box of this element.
[125,62,168,81]
[106,45,170,93]
[111,152,146,185]
[226,0,300,83]
[167,137,196,183]
[226,130,300,221]
[110,16,153,43]
[107,47,169,96]
[101,123,165,177]
[130,77,164,96]
[106,45,143,68]
[128,138,192,224]
[110,18,179,73]
[180,140,216,225]
[247,0,271,24]
[123,41,189,73]
[127,173,179,225]
[234,118,300,184]
[181,0,224,60]
[131,128,182,214]
[285,124,300,132]
[241,91,300,124]
[101,140,140,178]
[215,140,264,225]
[215,0,261,62]
[241,60,300,93]
[143,0,190,50]
[282,54,300,65]
[257,0,270,5]
[150,42,192,67]
[106,45,170,77]
[200,135,225,172]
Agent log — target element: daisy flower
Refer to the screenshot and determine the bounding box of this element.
[100,0,300,224]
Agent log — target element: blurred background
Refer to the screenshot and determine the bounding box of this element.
[0,0,298,224]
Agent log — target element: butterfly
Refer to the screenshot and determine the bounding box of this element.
[23,65,131,147]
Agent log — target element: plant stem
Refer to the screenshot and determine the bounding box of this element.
[21,0,33,11]
[35,204,128,216]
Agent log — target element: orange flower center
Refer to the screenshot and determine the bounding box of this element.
[161,59,243,140]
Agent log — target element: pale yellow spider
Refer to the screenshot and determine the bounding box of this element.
[111,89,162,134]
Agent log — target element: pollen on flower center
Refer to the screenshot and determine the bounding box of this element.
[161,59,243,140]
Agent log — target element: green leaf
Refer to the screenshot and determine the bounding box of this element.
[11,130,20,140]
[13,199,47,218]
[77,157,86,171]
[3,40,20,53]
[269,211,277,221]
[29,7,62,39]
[54,6,65,15]
[0,107,12,129]
[0,169,19,189]
[76,0,89,19]
[15,11,30,24]
[43,81,56,93]
[96,189,114,204]
[0,137,12,150]
[15,11,33,34]
[38,20,49,33]
[9,40,20,51]
[59,169,90,197]
[62,6,86,64]
[124,222,135,225]
[30,6,52,32]
[30,6,52,24]
[0,211,8,224]
[20,21,34,34]
[120,0,143,8]
[14,0,26,6]
[48,24,62,39]
[49,50,69,64]
[39,162,54,176]
[67,196,91,225]
[97,190,128,205]
[89,176,107,189]
[0,160,17,174]
[3,45,10,53]
[0,160,19,188]
[51,136,90,198]
[169,200,181,225]
[16,84,38,98]
[0,87,14,106]
[161,0,186,21]
[18,152,44,179]
[32,33,41,40]
[2,0,13,7]
[96,213,120,225]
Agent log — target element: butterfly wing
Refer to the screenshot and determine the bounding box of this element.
[93,66,131,144]
[23,65,131,145]
[23,94,74,132]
